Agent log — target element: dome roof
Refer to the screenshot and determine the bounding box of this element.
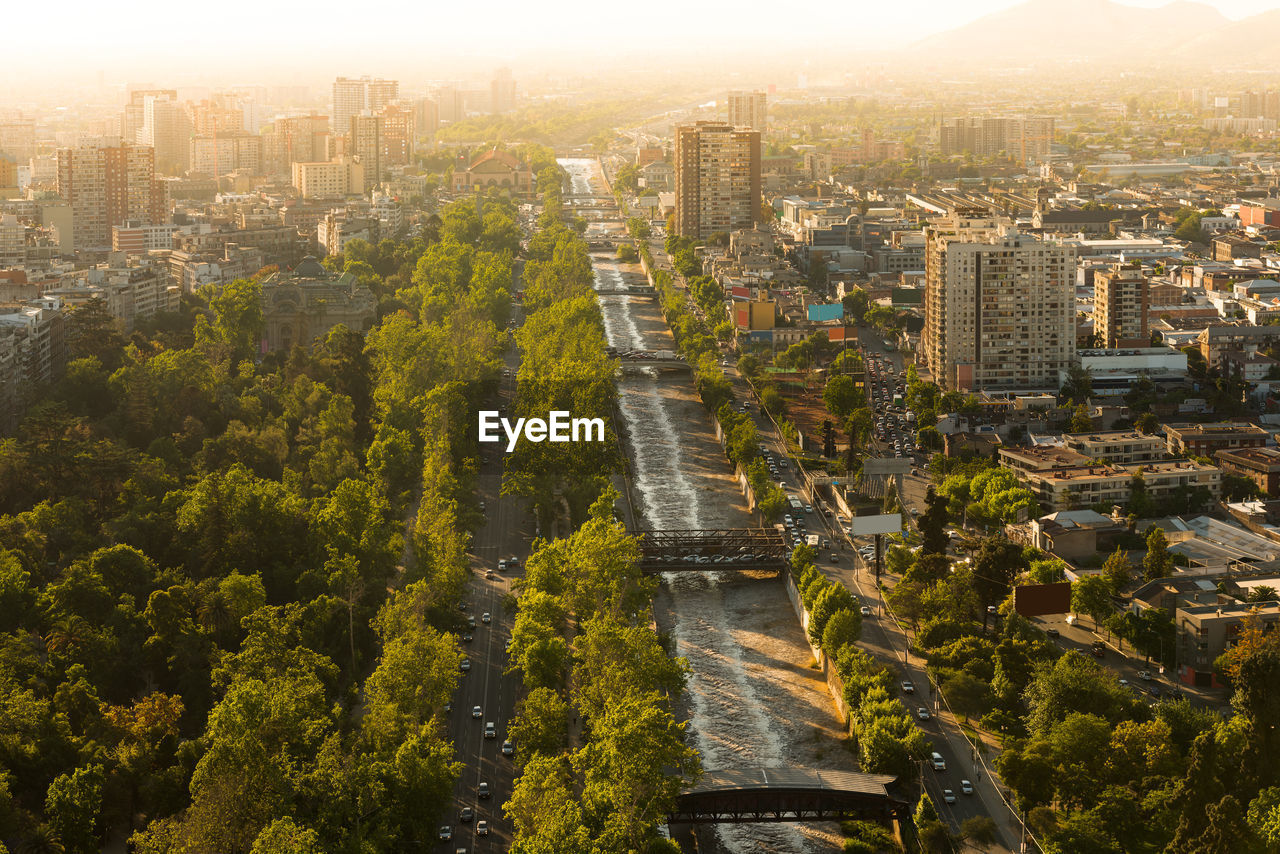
[293,256,327,278]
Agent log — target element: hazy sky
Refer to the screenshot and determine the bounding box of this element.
[6,0,1279,90]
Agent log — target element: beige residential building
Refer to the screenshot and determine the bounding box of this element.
[674,121,761,241]
[379,104,416,170]
[262,115,331,175]
[140,94,191,174]
[190,132,262,176]
[0,121,37,164]
[0,215,22,267]
[491,67,516,114]
[922,210,1075,391]
[332,77,399,144]
[1062,430,1166,465]
[726,90,767,132]
[56,142,166,249]
[291,157,364,199]
[1094,262,1149,348]
[1011,456,1220,512]
[349,114,384,182]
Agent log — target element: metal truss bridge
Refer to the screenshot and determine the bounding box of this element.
[669,767,910,826]
[635,529,790,573]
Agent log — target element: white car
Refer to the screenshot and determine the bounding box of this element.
[459,659,470,673]
[482,612,491,624]
[943,789,956,804]
[917,707,931,721]
[961,779,974,795]
[902,680,915,694]
[472,705,482,719]
[860,605,872,617]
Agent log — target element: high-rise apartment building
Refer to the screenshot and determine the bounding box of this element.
[1093,262,1149,349]
[189,133,262,176]
[332,77,399,144]
[491,68,517,114]
[0,121,37,164]
[262,115,331,175]
[379,105,416,171]
[56,142,166,250]
[120,89,177,144]
[141,94,192,174]
[435,84,465,124]
[726,90,767,132]
[413,98,440,136]
[923,210,1075,391]
[938,116,1055,163]
[187,95,245,136]
[674,121,761,241]
[349,114,384,182]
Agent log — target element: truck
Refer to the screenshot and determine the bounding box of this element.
[788,496,804,512]
[806,533,820,549]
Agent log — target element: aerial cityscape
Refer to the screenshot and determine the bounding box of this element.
[5,1,1280,852]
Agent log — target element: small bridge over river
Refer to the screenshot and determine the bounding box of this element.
[635,529,789,573]
[669,767,910,826]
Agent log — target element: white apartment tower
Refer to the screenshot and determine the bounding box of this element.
[726,90,767,132]
[923,210,1076,391]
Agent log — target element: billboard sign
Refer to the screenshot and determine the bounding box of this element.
[849,513,902,536]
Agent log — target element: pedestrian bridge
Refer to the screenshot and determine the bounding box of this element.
[636,529,789,573]
[669,767,910,825]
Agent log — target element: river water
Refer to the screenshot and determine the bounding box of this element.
[559,159,846,853]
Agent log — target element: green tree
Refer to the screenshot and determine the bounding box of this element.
[809,583,857,645]
[1069,403,1094,433]
[821,608,862,656]
[1142,526,1174,581]
[508,687,570,763]
[918,486,949,556]
[45,764,104,854]
[823,375,861,420]
[1101,547,1133,590]
[942,672,991,721]
[1072,575,1114,630]
[250,817,324,854]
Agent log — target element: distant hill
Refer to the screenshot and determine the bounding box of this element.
[912,0,1233,64]
[1177,8,1280,65]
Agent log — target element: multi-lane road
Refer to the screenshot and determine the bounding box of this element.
[439,341,529,853]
